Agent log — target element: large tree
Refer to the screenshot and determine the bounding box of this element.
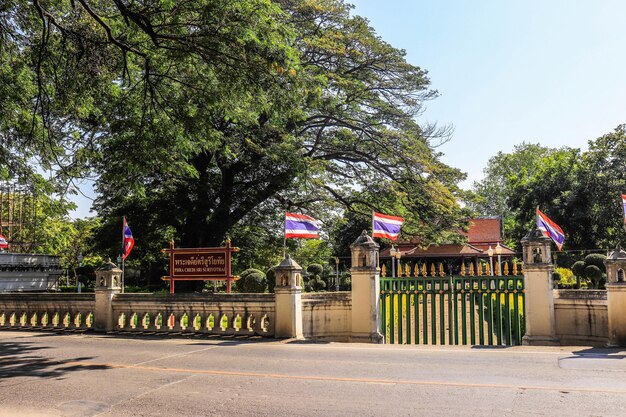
[2,0,469,286]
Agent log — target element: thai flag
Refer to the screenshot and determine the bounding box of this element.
[122,217,135,260]
[372,211,404,240]
[536,208,565,251]
[284,212,321,239]
[621,194,626,223]
[0,234,8,249]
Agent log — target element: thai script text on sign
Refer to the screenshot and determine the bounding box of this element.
[172,253,226,277]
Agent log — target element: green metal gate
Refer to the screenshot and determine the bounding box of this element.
[380,276,525,345]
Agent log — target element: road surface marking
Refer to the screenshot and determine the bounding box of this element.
[65,361,626,394]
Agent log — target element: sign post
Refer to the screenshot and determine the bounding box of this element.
[161,239,240,294]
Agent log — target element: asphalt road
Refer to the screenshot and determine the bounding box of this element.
[1,330,626,416]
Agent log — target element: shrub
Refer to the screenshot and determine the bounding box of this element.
[555,267,575,288]
[305,263,326,292]
[584,253,607,270]
[265,267,276,293]
[584,265,603,289]
[236,268,267,293]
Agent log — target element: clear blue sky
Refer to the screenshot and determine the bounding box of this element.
[70,0,626,218]
[351,0,626,187]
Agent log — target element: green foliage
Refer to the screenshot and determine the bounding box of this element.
[555,267,575,288]
[266,267,276,293]
[584,254,607,270]
[3,0,471,290]
[571,261,586,278]
[306,263,324,276]
[471,125,626,251]
[236,268,267,293]
[305,262,326,292]
[584,265,603,289]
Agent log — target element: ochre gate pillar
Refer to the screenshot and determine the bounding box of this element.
[605,245,626,346]
[350,230,383,343]
[274,254,304,339]
[520,229,559,345]
[94,260,122,332]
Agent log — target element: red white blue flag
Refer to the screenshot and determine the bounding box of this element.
[536,207,565,251]
[122,217,135,260]
[0,234,8,249]
[284,212,321,239]
[621,194,626,223]
[372,211,404,240]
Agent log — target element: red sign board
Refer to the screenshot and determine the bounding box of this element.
[172,252,227,277]
[161,240,239,294]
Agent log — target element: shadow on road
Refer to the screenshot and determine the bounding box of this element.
[568,346,626,360]
[0,340,110,379]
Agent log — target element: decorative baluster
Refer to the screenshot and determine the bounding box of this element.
[206,313,215,331]
[381,264,387,277]
[167,313,176,330]
[421,263,427,277]
[512,262,519,276]
[438,263,445,277]
[246,315,255,332]
[63,312,71,328]
[233,314,242,331]
[430,263,436,277]
[118,312,126,329]
[74,312,82,328]
[260,314,270,333]
[193,314,202,331]
[142,313,150,330]
[414,264,420,277]
[180,313,189,331]
[220,314,228,331]
[405,264,411,277]
[469,263,475,276]
[460,263,466,276]
[503,262,510,276]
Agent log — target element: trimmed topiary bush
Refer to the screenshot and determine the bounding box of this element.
[584,265,603,289]
[305,263,326,292]
[236,268,267,293]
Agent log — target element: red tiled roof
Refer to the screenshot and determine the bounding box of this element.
[461,217,502,245]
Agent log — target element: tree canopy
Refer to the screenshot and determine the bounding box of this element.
[470,125,626,251]
[1,0,470,287]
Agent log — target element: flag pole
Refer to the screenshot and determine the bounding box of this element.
[283,213,287,259]
[371,210,375,237]
[121,216,125,293]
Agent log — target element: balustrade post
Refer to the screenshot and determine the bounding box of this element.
[350,230,383,343]
[520,229,559,345]
[94,259,122,332]
[273,254,304,339]
[605,245,626,346]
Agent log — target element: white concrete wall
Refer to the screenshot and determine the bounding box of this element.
[302,292,352,341]
[554,290,608,346]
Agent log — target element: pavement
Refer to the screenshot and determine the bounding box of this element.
[1,330,626,416]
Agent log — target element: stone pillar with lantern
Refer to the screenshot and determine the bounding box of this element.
[350,230,383,343]
[94,259,123,332]
[605,245,626,346]
[520,229,559,345]
[273,254,304,339]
